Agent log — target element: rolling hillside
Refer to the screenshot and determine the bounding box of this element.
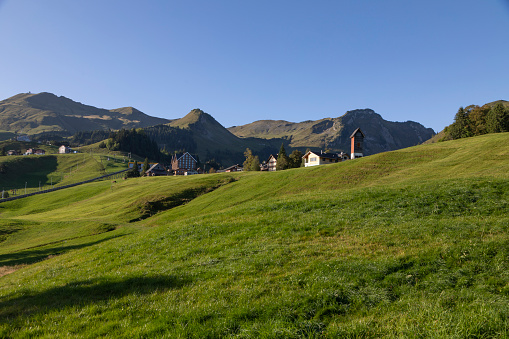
[0,133,508,337]
[0,151,127,192]
[0,92,170,135]
[229,108,435,155]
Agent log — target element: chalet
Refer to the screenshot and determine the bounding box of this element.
[171,152,198,175]
[217,164,243,173]
[7,150,20,156]
[350,128,365,159]
[301,128,365,167]
[302,151,349,167]
[25,148,45,155]
[59,145,72,154]
[267,155,277,171]
[145,163,168,176]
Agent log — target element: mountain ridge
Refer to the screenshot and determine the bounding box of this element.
[0,92,171,135]
[0,92,436,164]
[228,108,435,156]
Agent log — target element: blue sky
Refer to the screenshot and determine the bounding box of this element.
[0,0,508,132]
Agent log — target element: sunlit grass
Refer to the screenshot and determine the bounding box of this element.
[0,133,508,337]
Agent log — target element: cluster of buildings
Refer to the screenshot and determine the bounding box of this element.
[263,128,365,171]
[128,152,200,176]
[128,152,246,177]
[130,128,365,176]
[5,144,75,156]
[5,128,365,176]
[6,148,46,156]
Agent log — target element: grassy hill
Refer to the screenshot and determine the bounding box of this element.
[0,151,127,193]
[0,133,508,337]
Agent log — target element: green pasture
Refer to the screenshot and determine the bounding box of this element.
[0,134,508,337]
[0,152,127,192]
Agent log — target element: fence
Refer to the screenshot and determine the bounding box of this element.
[0,169,129,203]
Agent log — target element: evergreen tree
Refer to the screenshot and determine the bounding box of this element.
[467,105,490,136]
[448,107,472,139]
[125,160,140,178]
[289,150,303,168]
[142,157,150,176]
[276,143,289,171]
[486,103,509,133]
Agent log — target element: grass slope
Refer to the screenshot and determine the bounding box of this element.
[0,133,508,337]
[0,152,127,192]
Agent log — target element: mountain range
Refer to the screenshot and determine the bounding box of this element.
[0,92,436,164]
[0,92,170,135]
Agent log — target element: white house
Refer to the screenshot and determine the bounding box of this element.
[59,145,72,154]
[302,151,349,167]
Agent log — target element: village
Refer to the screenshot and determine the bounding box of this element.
[127,128,366,176]
[3,128,366,178]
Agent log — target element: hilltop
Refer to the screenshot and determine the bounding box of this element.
[166,109,283,165]
[0,133,508,337]
[0,92,170,135]
[228,108,435,155]
[425,99,509,144]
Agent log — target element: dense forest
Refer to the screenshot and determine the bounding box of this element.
[143,125,196,155]
[443,101,509,140]
[99,129,162,161]
[69,130,111,145]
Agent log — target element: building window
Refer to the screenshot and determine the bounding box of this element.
[310,157,317,162]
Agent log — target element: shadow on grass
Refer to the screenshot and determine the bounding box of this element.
[0,234,126,266]
[0,274,190,321]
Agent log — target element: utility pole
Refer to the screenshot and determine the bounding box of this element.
[25,182,27,194]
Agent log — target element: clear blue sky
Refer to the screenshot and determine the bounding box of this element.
[1,0,508,132]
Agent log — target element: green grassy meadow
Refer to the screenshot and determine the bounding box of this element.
[0,134,508,337]
[0,152,127,192]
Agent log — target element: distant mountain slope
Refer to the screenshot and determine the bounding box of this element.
[229,109,435,155]
[0,92,170,135]
[167,109,282,165]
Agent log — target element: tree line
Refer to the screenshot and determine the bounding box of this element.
[444,102,509,140]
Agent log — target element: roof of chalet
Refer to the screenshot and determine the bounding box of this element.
[217,164,243,172]
[172,152,197,162]
[350,128,365,138]
[146,163,166,173]
[302,151,349,159]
